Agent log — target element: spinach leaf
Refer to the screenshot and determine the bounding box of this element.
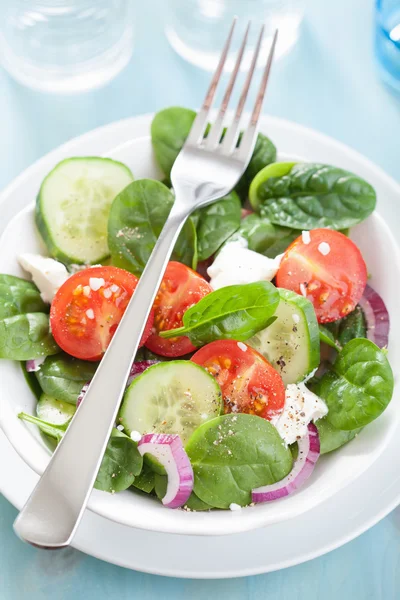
[18,411,142,493]
[319,325,341,351]
[325,305,366,347]
[21,361,43,400]
[94,432,143,493]
[315,338,394,430]
[0,313,59,360]
[195,191,241,261]
[315,417,362,454]
[151,107,277,200]
[250,162,376,230]
[0,274,47,320]
[154,473,167,499]
[160,281,279,346]
[131,465,156,494]
[108,179,196,276]
[35,353,99,405]
[235,133,277,201]
[225,213,299,258]
[185,493,212,511]
[186,414,293,508]
[153,473,212,510]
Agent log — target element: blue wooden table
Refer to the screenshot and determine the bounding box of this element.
[1,0,400,597]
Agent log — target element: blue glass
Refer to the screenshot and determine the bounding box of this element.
[375,0,400,93]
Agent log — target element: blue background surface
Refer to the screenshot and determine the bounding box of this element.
[1,0,400,597]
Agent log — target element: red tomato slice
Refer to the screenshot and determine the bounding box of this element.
[50,266,153,361]
[276,229,367,323]
[145,261,212,357]
[191,340,285,420]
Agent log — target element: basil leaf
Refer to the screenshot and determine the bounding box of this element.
[108,179,196,276]
[160,281,279,346]
[0,274,47,320]
[319,325,341,351]
[325,305,366,347]
[195,191,241,261]
[94,432,143,493]
[250,162,376,230]
[35,353,99,405]
[0,313,59,360]
[151,107,277,200]
[316,338,394,430]
[315,417,362,454]
[186,414,293,508]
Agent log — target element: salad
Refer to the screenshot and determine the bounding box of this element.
[0,106,394,512]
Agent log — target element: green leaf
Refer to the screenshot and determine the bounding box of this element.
[186,414,293,508]
[160,281,279,346]
[0,313,59,360]
[18,412,68,443]
[315,417,362,454]
[154,473,168,500]
[21,361,43,400]
[325,305,366,347]
[195,191,241,261]
[185,493,212,511]
[108,179,196,276]
[35,353,99,405]
[130,465,156,494]
[316,338,394,430]
[150,106,277,200]
[319,325,341,351]
[0,274,48,320]
[250,162,376,230]
[94,432,143,493]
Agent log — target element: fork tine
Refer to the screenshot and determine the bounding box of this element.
[236,29,278,161]
[221,25,265,154]
[186,18,237,146]
[205,22,251,150]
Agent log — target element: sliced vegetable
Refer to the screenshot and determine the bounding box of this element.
[145,262,212,357]
[108,179,196,276]
[0,274,47,320]
[26,357,46,372]
[191,340,285,420]
[358,284,390,349]
[36,157,134,264]
[247,289,320,385]
[249,162,377,230]
[316,338,394,430]
[50,266,154,361]
[315,418,362,454]
[252,423,320,503]
[119,361,223,445]
[185,414,293,508]
[36,353,98,405]
[195,191,241,262]
[21,361,42,400]
[276,229,367,323]
[36,393,76,425]
[161,281,279,346]
[0,312,59,360]
[137,434,193,508]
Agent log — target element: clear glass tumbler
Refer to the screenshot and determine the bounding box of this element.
[0,0,134,93]
[375,0,400,93]
[164,0,305,71]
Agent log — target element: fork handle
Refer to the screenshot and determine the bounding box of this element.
[14,200,190,548]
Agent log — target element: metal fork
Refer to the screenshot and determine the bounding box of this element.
[14,21,278,548]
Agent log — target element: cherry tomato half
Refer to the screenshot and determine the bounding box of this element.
[191,340,285,420]
[50,266,153,361]
[276,229,367,323]
[145,261,212,357]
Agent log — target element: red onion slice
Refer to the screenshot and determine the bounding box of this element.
[76,360,158,408]
[252,423,320,503]
[26,357,46,372]
[138,433,194,508]
[359,284,390,349]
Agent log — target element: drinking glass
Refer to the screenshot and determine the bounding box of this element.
[375,0,400,93]
[164,0,305,71]
[0,0,134,93]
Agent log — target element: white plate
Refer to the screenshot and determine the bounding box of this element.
[1,114,400,575]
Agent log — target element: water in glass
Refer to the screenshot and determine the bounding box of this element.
[375,0,400,93]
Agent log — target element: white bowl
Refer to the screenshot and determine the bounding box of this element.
[0,117,399,537]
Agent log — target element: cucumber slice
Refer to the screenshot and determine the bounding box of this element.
[36,157,133,265]
[247,289,320,385]
[36,393,76,425]
[119,361,223,445]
